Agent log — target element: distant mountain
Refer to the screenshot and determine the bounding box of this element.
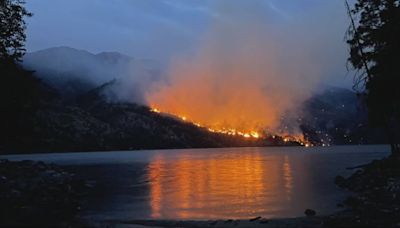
[5,78,385,153]
[3,78,278,153]
[2,47,385,153]
[299,87,387,145]
[23,47,161,103]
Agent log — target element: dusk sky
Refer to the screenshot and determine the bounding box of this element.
[25,0,352,87]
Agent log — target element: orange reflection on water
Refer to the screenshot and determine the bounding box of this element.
[147,151,294,219]
[148,154,163,218]
[283,155,293,201]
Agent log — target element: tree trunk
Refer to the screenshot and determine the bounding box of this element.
[391,143,400,157]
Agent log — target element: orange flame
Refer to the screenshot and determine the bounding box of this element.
[151,107,262,139]
[150,107,316,147]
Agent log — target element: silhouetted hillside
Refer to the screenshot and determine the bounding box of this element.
[299,87,387,145]
[1,47,386,153]
[2,76,279,153]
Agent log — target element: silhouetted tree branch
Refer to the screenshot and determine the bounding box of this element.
[346,0,400,155]
[0,0,32,64]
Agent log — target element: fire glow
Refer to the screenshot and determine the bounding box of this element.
[145,1,321,147]
[150,108,261,139]
[149,107,313,147]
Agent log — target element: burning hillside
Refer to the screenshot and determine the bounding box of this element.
[146,1,320,145]
[150,108,261,139]
[149,107,310,147]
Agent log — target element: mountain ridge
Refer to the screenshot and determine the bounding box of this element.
[22,46,160,104]
[2,46,386,153]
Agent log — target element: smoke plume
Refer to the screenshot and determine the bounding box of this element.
[146,0,325,132]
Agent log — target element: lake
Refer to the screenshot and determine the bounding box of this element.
[1,145,390,221]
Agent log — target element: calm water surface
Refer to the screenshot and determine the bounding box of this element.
[1,145,390,220]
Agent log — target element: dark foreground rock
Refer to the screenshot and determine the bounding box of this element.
[326,156,400,227]
[0,159,87,227]
[102,217,325,228]
[305,209,317,217]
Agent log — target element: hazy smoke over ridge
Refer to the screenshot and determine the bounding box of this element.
[146,0,326,132]
[23,47,161,104]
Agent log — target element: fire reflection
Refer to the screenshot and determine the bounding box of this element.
[146,151,294,219]
[148,154,164,218]
[283,155,293,200]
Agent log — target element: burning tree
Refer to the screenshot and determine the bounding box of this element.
[346,0,400,155]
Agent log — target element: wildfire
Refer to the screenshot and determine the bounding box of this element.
[150,107,261,139]
[150,107,314,146]
[282,135,312,147]
[209,129,260,139]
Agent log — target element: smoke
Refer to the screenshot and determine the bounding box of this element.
[23,47,161,104]
[146,0,328,132]
[23,0,348,134]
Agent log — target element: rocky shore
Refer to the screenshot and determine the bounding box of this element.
[100,217,324,228]
[0,159,87,227]
[326,156,400,227]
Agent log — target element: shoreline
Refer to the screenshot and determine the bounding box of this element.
[0,144,390,156]
[97,217,326,228]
